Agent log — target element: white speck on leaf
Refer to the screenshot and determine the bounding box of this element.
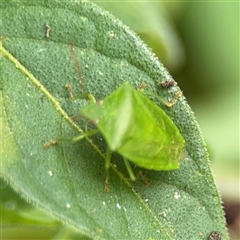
[48,170,53,176]
[109,30,115,37]
[66,203,71,208]
[116,203,121,210]
[174,192,180,199]
[159,211,167,218]
[36,48,46,53]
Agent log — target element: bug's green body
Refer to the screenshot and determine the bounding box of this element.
[82,82,185,171]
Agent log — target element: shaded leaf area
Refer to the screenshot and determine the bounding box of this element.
[0,1,227,239]
[1,178,90,240]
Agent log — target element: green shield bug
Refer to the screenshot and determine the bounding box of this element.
[45,46,185,192]
[67,81,185,191]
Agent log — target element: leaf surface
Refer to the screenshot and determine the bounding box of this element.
[0,1,227,239]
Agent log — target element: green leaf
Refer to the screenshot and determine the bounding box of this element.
[1,179,89,240]
[0,1,227,239]
[1,205,89,240]
[91,1,185,71]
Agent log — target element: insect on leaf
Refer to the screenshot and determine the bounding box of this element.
[81,82,185,171]
[1,1,228,239]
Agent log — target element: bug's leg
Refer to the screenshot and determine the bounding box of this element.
[65,84,74,100]
[153,90,182,108]
[123,158,136,181]
[138,82,146,91]
[44,139,58,149]
[65,83,97,103]
[71,129,99,142]
[104,147,112,193]
[137,170,150,187]
[84,120,90,132]
[141,83,182,108]
[44,129,99,149]
[165,91,182,108]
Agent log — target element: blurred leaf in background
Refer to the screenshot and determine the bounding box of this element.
[174,2,239,203]
[175,4,239,238]
[93,1,186,72]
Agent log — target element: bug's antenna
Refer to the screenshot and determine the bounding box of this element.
[69,41,87,97]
